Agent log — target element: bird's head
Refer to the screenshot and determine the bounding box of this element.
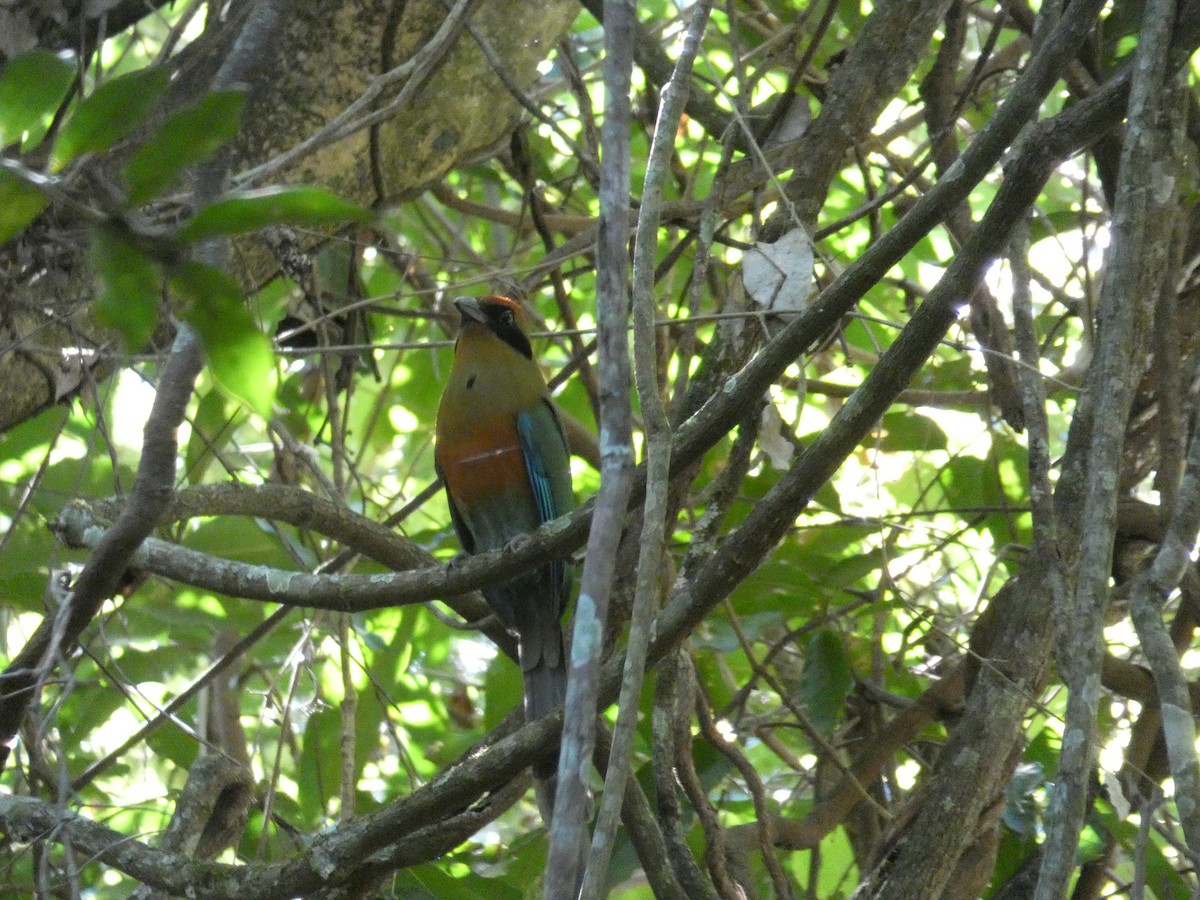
[453,295,533,360]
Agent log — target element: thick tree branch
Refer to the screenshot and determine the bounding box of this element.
[764,0,956,235]
[1129,253,1200,860]
[58,483,510,651]
[1131,462,1200,856]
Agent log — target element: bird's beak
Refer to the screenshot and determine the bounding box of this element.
[453,297,487,327]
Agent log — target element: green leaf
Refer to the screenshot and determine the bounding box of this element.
[483,653,523,731]
[124,91,246,206]
[0,166,48,242]
[59,676,125,737]
[0,519,59,612]
[91,227,161,348]
[800,630,854,734]
[297,707,340,824]
[0,50,76,148]
[50,67,171,172]
[690,730,734,793]
[878,411,949,452]
[178,186,373,242]
[393,864,517,900]
[185,388,236,485]
[354,608,417,782]
[146,721,200,772]
[1094,802,1190,898]
[171,262,276,418]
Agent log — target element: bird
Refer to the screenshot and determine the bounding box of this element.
[434,295,574,811]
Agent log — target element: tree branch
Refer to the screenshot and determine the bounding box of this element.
[581,2,711,895]
[56,483,509,651]
[1035,0,1188,891]
[546,0,636,892]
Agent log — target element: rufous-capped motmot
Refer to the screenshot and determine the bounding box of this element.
[434,295,574,813]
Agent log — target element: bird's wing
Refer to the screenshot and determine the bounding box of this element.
[516,400,575,615]
[434,457,475,554]
[516,400,574,526]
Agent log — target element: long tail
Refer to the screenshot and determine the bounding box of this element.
[522,636,566,824]
[523,655,567,778]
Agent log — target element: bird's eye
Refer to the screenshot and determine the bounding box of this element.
[500,309,515,326]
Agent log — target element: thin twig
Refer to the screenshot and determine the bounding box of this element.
[1130,362,1200,855]
[694,667,796,900]
[1008,221,1056,543]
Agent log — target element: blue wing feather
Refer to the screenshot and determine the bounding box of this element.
[518,419,558,526]
[516,402,574,616]
[516,403,570,525]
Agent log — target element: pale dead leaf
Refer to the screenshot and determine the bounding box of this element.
[764,95,811,148]
[759,402,794,470]
[743,227,814,314]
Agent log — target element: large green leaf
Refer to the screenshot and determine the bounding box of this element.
[800,629,854,734]
[187,515,292,568]
[146,725,200,775]
[878,410,949,452]
[353,608,417,781]
[171,262,276,418]
[91,227,161,348]
[297,707,341,824]
[393,864,521,899]
[483,652,523,732]
[56,672,125,742]
[178,186,373,241]
[0,165,48,242]
[50,67,171,172]
[0,519,58,612]
[124,91,246,206]
[0,50,76,148]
